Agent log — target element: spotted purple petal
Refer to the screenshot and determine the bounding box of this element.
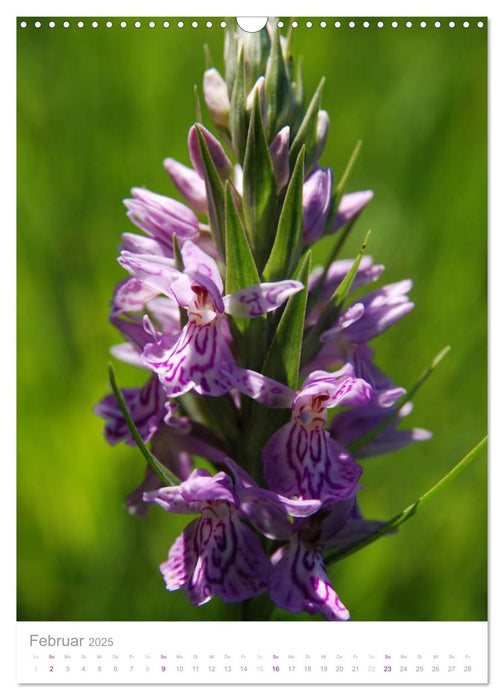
[223,280,303,319]
[262,421,362,502]
[221,366,295,408]
[161,508,271,605]
[269,539,350,621]
[142,319,236,397]
[93,376,166,447]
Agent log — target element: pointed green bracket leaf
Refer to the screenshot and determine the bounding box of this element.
[242,253,310,473]
[230,48,247,162]
[301,231,371,367]
[262,251,311,389]
[336,140,362,196]
[290,77,325,170]
[195,125,226,256]
[265,23,290,139]
[349,346,451,453]
[263,146,305,282]
[242,89,277,269]
[225,183,261,293]
[324,436,487,567]
[172,234,188,328]
[203,44,214,70]
[224,182,265,367]
[108,364,181,487]
[193,85,202,123]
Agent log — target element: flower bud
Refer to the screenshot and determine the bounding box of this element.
[163,158,208,215]
[313,110,330,163]
[188,124,233,181]
[303,167,333,244]
[330,190,374,232]
[203,68,231,129]
[269,126,290,192]
[246,76,267,126]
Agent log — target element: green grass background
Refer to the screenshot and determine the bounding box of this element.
[17,17,487,622]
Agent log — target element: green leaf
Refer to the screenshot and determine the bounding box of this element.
[242,89,277,269]
[224,182,265,368]
[195,125,226,256]
[324,436,487,567]
[242,253,310,474]
[301,231,371,366]
[290,77,325,170]
[224,183,261,293]
[108,364,180,487]
[171,234,188,327]
[262,251,311,389]
[349,346,451,453]
[336,139,362,196]
[262,146,305,282]
[203,44,214,70]
[243,25,271,91]
[193,85,202,123]
[264,23,290,139]
[229,48,247,162]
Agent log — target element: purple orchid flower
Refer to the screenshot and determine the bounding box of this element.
[331,401,432,458]
[304,280,414,407]
[118,240,303,397]
[143,469,272,605]
[124,188,200,254]
[225,363,372,502]
[267,498,384,621]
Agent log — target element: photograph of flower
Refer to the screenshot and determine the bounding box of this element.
[17,17,487,622]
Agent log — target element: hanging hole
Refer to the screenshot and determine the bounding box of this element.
[236,17,268,33]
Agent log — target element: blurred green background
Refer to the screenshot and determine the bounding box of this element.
[17,17,487,622]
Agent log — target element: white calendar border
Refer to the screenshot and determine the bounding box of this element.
[4,0,502,696]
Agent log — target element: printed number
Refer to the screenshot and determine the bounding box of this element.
[384,666,392,672]
[97,666,102,672]
[352,666,359,672]
[273,666,280,672]
[224,665,231,672]
[49,666,54,672]
[65,666,70,672]
[288,666,295,672]
[240,666,248,672]
[400,666,407,672]
[368,666,376,672]
[81,666,86,672]
[176,666,183,672]
[113,666,118,672]
[304,666,312,672]
[464,666,472,672]
[335,666,344,672]
[432,666,440,672]
[192,666,199,672]
[320,666,328,672]
[161,666,166,672]
[448,666,455,672]
[416,666,424,672]
[209,666,215,672]
[89,637,113,647]
[129,666,133,672]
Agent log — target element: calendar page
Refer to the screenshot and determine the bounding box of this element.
[16,10,488,687]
